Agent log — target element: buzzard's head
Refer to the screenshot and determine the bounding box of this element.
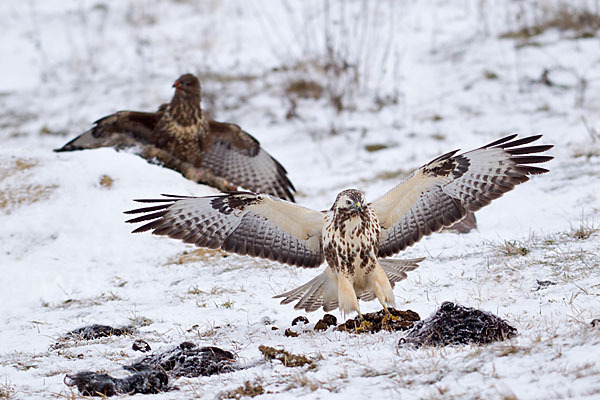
[172,73,201,99]
[331,189,366,214]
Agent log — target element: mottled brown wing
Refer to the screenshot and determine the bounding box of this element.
[54,106,167,152]
[125,191,324,268]
[371,135,553,257]
[200,121,296,202]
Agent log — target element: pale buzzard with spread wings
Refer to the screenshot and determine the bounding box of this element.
[125,135,552,318]
[56,74,295,201]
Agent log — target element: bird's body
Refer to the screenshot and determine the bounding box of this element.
[125,135,554,318]
[154,74,209,166]
[56,74,295,201]
[321,190,392,316]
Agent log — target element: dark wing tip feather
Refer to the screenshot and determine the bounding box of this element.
[125,210,169,224]
[511,155,554,164]
[481,134,518,149]
[506,144,554,155]
[159,194,196,199]
[430,149,460,163]
[500,134,543,148]
[123,204,171,215]
[131,220,165,233]
[517,166,550,175]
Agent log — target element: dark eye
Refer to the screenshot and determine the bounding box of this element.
[345,199,352,205]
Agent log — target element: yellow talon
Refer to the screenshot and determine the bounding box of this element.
[381,305,399,325]
[354,312,373,333]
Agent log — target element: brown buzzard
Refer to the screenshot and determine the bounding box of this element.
[125,135,553,319]
[55,74,295,201]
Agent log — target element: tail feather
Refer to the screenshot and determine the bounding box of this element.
[379,257,424,286]
[273,272,327,305]
[294,277,326,312]
[357,257,424,302]
[273,269,337,312]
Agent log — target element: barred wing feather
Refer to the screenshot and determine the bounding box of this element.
[371,135,553,257]
[125,192,324,268]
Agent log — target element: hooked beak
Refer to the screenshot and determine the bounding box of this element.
[355,202,362,212]
[173,80,181,90]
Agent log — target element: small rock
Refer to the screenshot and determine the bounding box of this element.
[314,314,337,331]
[284,328,299,337]
[291,316,309,326]
[132,339,151,353]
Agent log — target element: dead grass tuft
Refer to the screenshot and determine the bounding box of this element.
[483,70,499,80]
[285,79,323,100]
[0,157,57,213]
[0,382,16,399]
[0,158,38,182]
[167,248,226,265]
[501,4,600,40]
[0,184,58,214]
[364,168,408,184]
[364,144,390,153]
[489,239,530,257]
[570,221,598,240]
[218,380,265,400]
[49,292,123,310]
[258,345,315,368]
[98,174,114,189]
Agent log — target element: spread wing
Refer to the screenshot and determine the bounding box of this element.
[371,134,554,257]
[200,121,296,202]
[54,106,167,152]
[125,191,324,268]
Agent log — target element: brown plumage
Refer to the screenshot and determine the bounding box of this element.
[55,74,295,202]
[125,134,553,316]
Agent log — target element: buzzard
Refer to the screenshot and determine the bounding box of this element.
[125,135,552,321]
[55,74,295,202]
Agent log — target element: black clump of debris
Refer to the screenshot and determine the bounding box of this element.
[64,369,168,397]
[337,308,420,334]
[399,302,517,348]
[126,342,236,378]
[64,324,135,340]
[65,342,237,397]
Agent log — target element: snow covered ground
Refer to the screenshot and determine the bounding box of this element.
[1,0,600,398]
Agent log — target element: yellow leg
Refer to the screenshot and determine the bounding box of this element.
[381,305,399,325]
[355,310,374,333]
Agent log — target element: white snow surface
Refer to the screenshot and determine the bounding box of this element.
[1,1,600,399]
